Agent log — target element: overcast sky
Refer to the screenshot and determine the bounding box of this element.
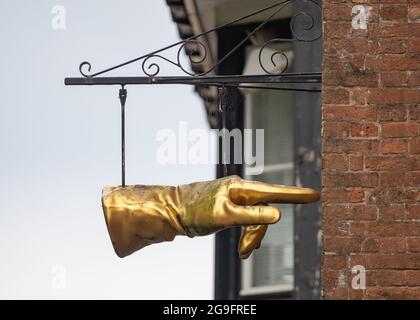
[0,0,214,299]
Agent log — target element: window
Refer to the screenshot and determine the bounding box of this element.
[241,73,295,296]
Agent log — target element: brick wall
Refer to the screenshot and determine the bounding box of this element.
[322,0,420,299]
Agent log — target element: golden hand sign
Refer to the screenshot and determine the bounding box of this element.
[101,175,320,259]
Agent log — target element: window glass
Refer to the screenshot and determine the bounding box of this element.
[241,88,294,295]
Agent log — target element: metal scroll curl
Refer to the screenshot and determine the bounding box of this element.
[140,39,208,77]
[79,61,92,78]
[290,4,322,42]
[141,54,177,77]
[258,39,291,75]
[258,0,322,75]
[76,0,322,79]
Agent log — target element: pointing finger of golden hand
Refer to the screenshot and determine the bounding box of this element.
[229,179,320,205]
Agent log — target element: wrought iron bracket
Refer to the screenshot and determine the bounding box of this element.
[64,0,322,90]
[65,73,321,91]
[64,0,322,186]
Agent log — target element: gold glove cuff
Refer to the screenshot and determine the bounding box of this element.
[102,185,186,258]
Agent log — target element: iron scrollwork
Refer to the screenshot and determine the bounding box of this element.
[77,0,321,79]
[258,0,322,75]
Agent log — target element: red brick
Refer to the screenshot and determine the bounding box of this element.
[407,172,420,187]
[324,88,350,105]
[324,172,378,188]
[323,122,349,138]
[324,219,350,236]
[349,289,364,300]
[407,271,420,286]
[379,237,407,253]
[379,206,406,221]
[409,5,420,20]
[408,205,420,219]
[366,287,420,299]
[324,5,354,21]
[408,72,420,87]
[323,288,349,299]
[349,154,364,171]
[350,88,368,105]
[324,37,377,55]
[377,105,408,121]
[323,106,376,121]
[368,222,410,237]
[379,0,409,3]
[409,138,420,154]
[367,254,415,269]
[323,255,347,270]
[380,139,408,154]
[381,71,409,87]
[351,205,377,220]
[324,22,352,38]
[350,222,368,236]
[323,138,380,155]
[361,238,379,252]
[323,55,346,72]
[375,23,419,38]
[349,254,367,268]
[368,89,419,104]
[366,55,420,72]
[380,5,408,21]
[350,189,365,203]
[367,188,418,204]
[324,236,363,254]
[379,171,407,187]
[351,123,379,138]
[406,224,420,236]
[377,270,407,286]
[407,238,420,252]
[323,270,348,289]
[323,188,365,204]
[378,39,407,54]
[323,154,348,171]
[381,122,418,138]
[323,204,352,221]
[324,55,366,72]
[323,204,377,223]
[365,156,416,171]
[326,70,379,87]
[403,288,420,299]
[408,38,420,53]
[409,106,420,120]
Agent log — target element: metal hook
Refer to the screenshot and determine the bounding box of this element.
[119,85,127,187]
[218,86,229,177]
